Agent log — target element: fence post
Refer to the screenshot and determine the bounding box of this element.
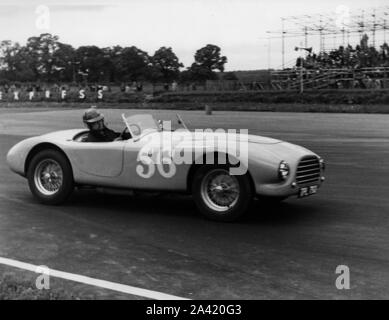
[300,66,304,93]
[205,104,212,115]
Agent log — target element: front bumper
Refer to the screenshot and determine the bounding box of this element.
[256,176,325,198]
[255,156,325,198]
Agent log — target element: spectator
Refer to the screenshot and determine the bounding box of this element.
[374,79,382,90]
[353,79,361,89]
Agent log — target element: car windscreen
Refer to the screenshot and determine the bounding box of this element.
[122,114,160,138]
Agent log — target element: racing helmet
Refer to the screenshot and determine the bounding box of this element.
[83,107,104,124]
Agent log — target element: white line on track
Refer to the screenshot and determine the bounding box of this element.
[0,257,189,300]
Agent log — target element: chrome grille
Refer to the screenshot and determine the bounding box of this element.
[296,156,321,185]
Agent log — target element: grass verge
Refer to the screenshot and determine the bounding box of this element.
[0,273,76,300]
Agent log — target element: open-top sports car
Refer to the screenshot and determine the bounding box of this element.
[7,113,325,221]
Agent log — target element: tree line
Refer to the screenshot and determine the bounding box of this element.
[0,33,228,84]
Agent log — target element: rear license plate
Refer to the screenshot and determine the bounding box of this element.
[298,185,318,198]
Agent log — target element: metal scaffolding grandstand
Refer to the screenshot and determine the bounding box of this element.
[266,6,389,69]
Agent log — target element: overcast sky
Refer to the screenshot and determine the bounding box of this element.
[0,0,388,70]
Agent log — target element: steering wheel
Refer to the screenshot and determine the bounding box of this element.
[116,127,131,141]
[129,124,141,136]
[121,127,129,135]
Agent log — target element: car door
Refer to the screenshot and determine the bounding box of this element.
[122,132,188,190]
[122,135,155,188]
[67,140,125,177]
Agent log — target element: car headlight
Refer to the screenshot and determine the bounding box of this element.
[278,161,290,180]
[319,158,325,171]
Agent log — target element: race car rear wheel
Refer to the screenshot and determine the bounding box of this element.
[27,149,74,205]
[192,165,253,222]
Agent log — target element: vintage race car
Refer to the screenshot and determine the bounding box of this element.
[7,113,325,221]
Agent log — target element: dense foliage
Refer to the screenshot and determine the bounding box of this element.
[0,34,227,84]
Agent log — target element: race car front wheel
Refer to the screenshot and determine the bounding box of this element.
[27,149,74,205]
[192,165,253,222]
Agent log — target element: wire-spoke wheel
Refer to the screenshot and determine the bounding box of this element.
[34,159,63,196]
[192,165,253,222]
[201,169,240,212]
[27,149,74,205]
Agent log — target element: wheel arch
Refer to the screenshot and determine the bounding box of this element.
[186,151,255,193]
[25,143,73,177]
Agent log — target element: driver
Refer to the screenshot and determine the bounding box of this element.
[82,107,121,142]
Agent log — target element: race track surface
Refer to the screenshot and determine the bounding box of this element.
[1,108,389,299]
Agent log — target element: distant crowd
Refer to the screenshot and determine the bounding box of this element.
[271,68,389,91]
[265,35,389,91]
[298,35,389,70]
